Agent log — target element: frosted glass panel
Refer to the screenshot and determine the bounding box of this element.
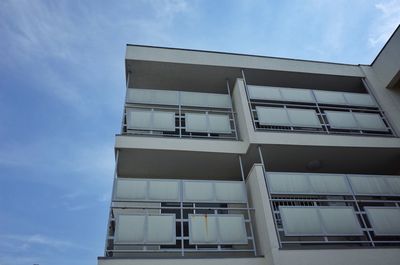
[186,113,208,132]
[127,88,179,105]
[268,173,311,194]
[354,113,387,131]
[127,89,231,108]
[349,175,392,195]
[181,92,231,108]
[365,207,400,235]
[319,207,362,235]
[152,111,176,131]
[344,93,376,107]
[127,88,152,104]
[218,215,248,244]
[256,107,290,126]
[314,91,347,105]
[115,215,146,243]
[287,108,321,128]
[386,177,400,195]
[181,91,208,107]
[208,114,231,134]
[148,180,180,201]
[115,179,147,200]
[325,111,358,129]
[280,87,315,103]
[207,93,232,108]
[189,215,218,244]
[248,85,282,101]
[126,109,152,130]
[308,174,351,194]
[280,207,323,235]
[215,182,246,202]
[152,89,179,106]
[183,181,214,202]
[147,215,176,244]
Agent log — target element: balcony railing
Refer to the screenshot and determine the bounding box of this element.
[263,171,400,248]
[105,178,257,258]
[121,88,238,140]
[243,83,396,137]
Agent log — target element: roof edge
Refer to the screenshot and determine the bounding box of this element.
[126,44,360,67]
[371,24,400,65]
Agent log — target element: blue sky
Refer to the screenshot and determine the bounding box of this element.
[0,0,399,264]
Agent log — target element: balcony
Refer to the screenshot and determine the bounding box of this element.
[243,83,395,137]
[263,171,400,248]
[121,88,238,140]
[105,177,257,258]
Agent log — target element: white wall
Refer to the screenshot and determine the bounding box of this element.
[98,257,266,265]
[245,164,400,265]
[126,46,363,77]
[362,65,400,135]
[371,27,400,89]
[233,78,400,148]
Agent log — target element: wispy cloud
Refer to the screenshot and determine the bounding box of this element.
[60,189,111,211]
[0,138,115,190]
[150,0,190,22]
[369,0,400,47]
[0,234,90,251]
[0,234,93,265]
[0,0,192,117]
[0,255,40,265]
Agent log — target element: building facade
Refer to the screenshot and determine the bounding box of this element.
[98,26,400,265]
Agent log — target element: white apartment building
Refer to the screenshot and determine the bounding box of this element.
[98,25,400,265]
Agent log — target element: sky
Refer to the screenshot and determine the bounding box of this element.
[0,0,399,264]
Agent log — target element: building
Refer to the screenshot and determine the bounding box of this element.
[98,25,400,265]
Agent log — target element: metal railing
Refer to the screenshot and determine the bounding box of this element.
[249,100,394,137]
[263,172,400,248]
[105,156,257,258]
[122,103,238,140]
[105,203,256,258]
[241,71,396,137]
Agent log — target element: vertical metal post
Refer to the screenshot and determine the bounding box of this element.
[344,174,375,247]
[361,78,396,136]
[257,146,283,248]
[104,149,120,256]
[193,203,198,251]
[238,155,257,256]
[241,69,257,130]
[178,92,182,138]
[150,108,154,135]
[226,79,239,140]
[180,180,184,256]
[122,71,131,134]
[310,90,329,134]
[206,111,211,137]
[215,208,221,251]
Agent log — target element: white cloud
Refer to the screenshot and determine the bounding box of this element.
[369,0,400,47]
[0,137,115,190]
[0,255,39,265]
[0,234,89,251]
[150,0,189,22]
[0,234,93,265]
[0,0,192,116]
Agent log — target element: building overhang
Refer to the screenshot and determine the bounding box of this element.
[125,45,365,93]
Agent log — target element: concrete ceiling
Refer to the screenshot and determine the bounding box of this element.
[245,144,400,176]
[126,60,366,94]
[117,143,400,181]
[117,148,242,180]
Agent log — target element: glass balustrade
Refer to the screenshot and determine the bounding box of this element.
[245,84,395,136]
[105,178,256,258]
[123,88,238,140]
[264,171,400,248]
